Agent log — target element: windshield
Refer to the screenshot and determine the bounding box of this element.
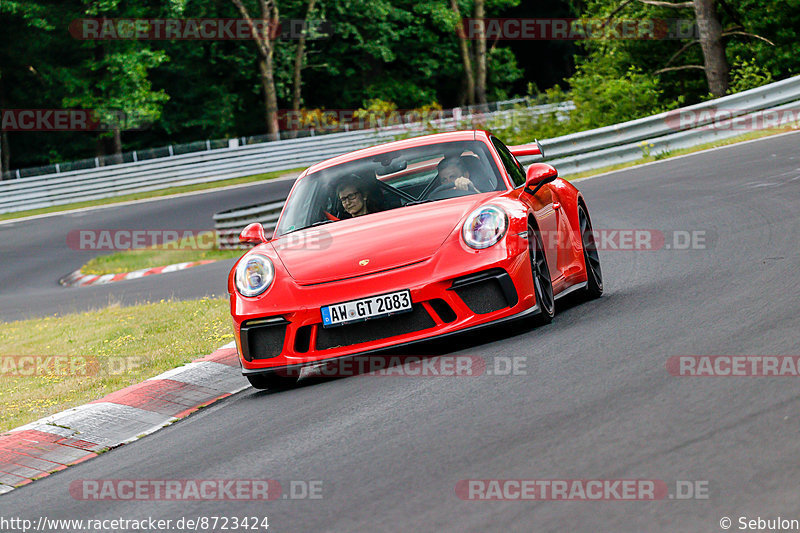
[275,140,505,237]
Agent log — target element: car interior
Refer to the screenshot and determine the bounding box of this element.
[275,141,505,236]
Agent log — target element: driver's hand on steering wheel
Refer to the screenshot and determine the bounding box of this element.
[453,177,478,192]
[453,177,472,191]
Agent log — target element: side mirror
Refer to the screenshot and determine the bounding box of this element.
[239,222,268,244]
[524,163,558,196]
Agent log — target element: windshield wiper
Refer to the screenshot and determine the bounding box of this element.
[310,219,335,227]
[283,219,334,235]
[404,199,435,206]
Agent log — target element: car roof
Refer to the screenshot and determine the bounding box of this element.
[302,130,491,176]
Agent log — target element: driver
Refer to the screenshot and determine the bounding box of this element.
[435,157,478,193]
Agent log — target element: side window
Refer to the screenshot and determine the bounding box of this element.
[491,137,526,187]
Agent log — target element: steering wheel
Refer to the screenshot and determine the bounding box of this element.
[426,182,477,200]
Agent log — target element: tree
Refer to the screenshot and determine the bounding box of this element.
[632,0,729,96]
[473,0,487,105]
[601,0,775,97]
[448,0,521,107]
[62,46,169,157]
[450,0,475,105]
[692,0,728,96]
[0,0,55,177]
[0,68,8,178]
[231,0,281,137]
[291,0,318,113]
[48,0,170,158]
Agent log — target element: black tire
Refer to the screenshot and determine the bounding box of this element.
[246,372,297,391]
[579,205,603,299]
[528,221,555,325]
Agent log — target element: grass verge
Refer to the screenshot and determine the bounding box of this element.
[0,168,302,223]
[0,297,233,432]
[81,231,244,275]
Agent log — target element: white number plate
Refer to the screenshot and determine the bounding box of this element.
[321,290,412,328]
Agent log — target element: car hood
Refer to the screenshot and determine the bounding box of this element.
[270,196,487,285]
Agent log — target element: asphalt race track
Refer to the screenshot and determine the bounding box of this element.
[1,132,799,531]
[0,179,294,322]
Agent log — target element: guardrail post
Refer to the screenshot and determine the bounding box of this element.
[206,140,211,151]
[132,151,138,162]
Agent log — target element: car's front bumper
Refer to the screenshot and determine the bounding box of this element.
[231,239,539,374]
[240,301,540,377]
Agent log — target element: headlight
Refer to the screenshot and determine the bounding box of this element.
[235,254,275,297]
[462,205,509,249]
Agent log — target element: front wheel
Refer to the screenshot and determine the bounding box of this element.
[528,221,555,325]
[246,372,297,391]
[579,205,603,299]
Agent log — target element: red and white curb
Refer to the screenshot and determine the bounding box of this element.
[0,342,246,495]
[60,260,218,287]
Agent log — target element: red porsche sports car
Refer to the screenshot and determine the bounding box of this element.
[228,130,602,389]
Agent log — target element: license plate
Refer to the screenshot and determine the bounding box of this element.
[321,290,412,328]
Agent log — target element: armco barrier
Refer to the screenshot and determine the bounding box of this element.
[213,201,286,249]
[4,75,799,218]
[0,102,571,215]
[211,75,800,248]
[1,97,553,180]
[540,99,800,174]
[534,75,800,161]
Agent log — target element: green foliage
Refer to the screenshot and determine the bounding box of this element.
[0,0,55,30]
[62,47,170,133]
[487,47,524,101]
[724,0,800,78]
[728,56,774,94]
[569,62,667,129]
[4,0,800,170]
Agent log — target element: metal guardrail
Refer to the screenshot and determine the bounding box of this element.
[516,75,800,171]
[0,102,567,215]
[534,75,800,160]
[1,96,560,181]
[541,99,800,175]
[213,200,286,249]
[210,75,800,248]
[4,75,799,219]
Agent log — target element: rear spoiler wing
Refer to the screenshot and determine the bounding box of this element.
[508,140,544,159]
